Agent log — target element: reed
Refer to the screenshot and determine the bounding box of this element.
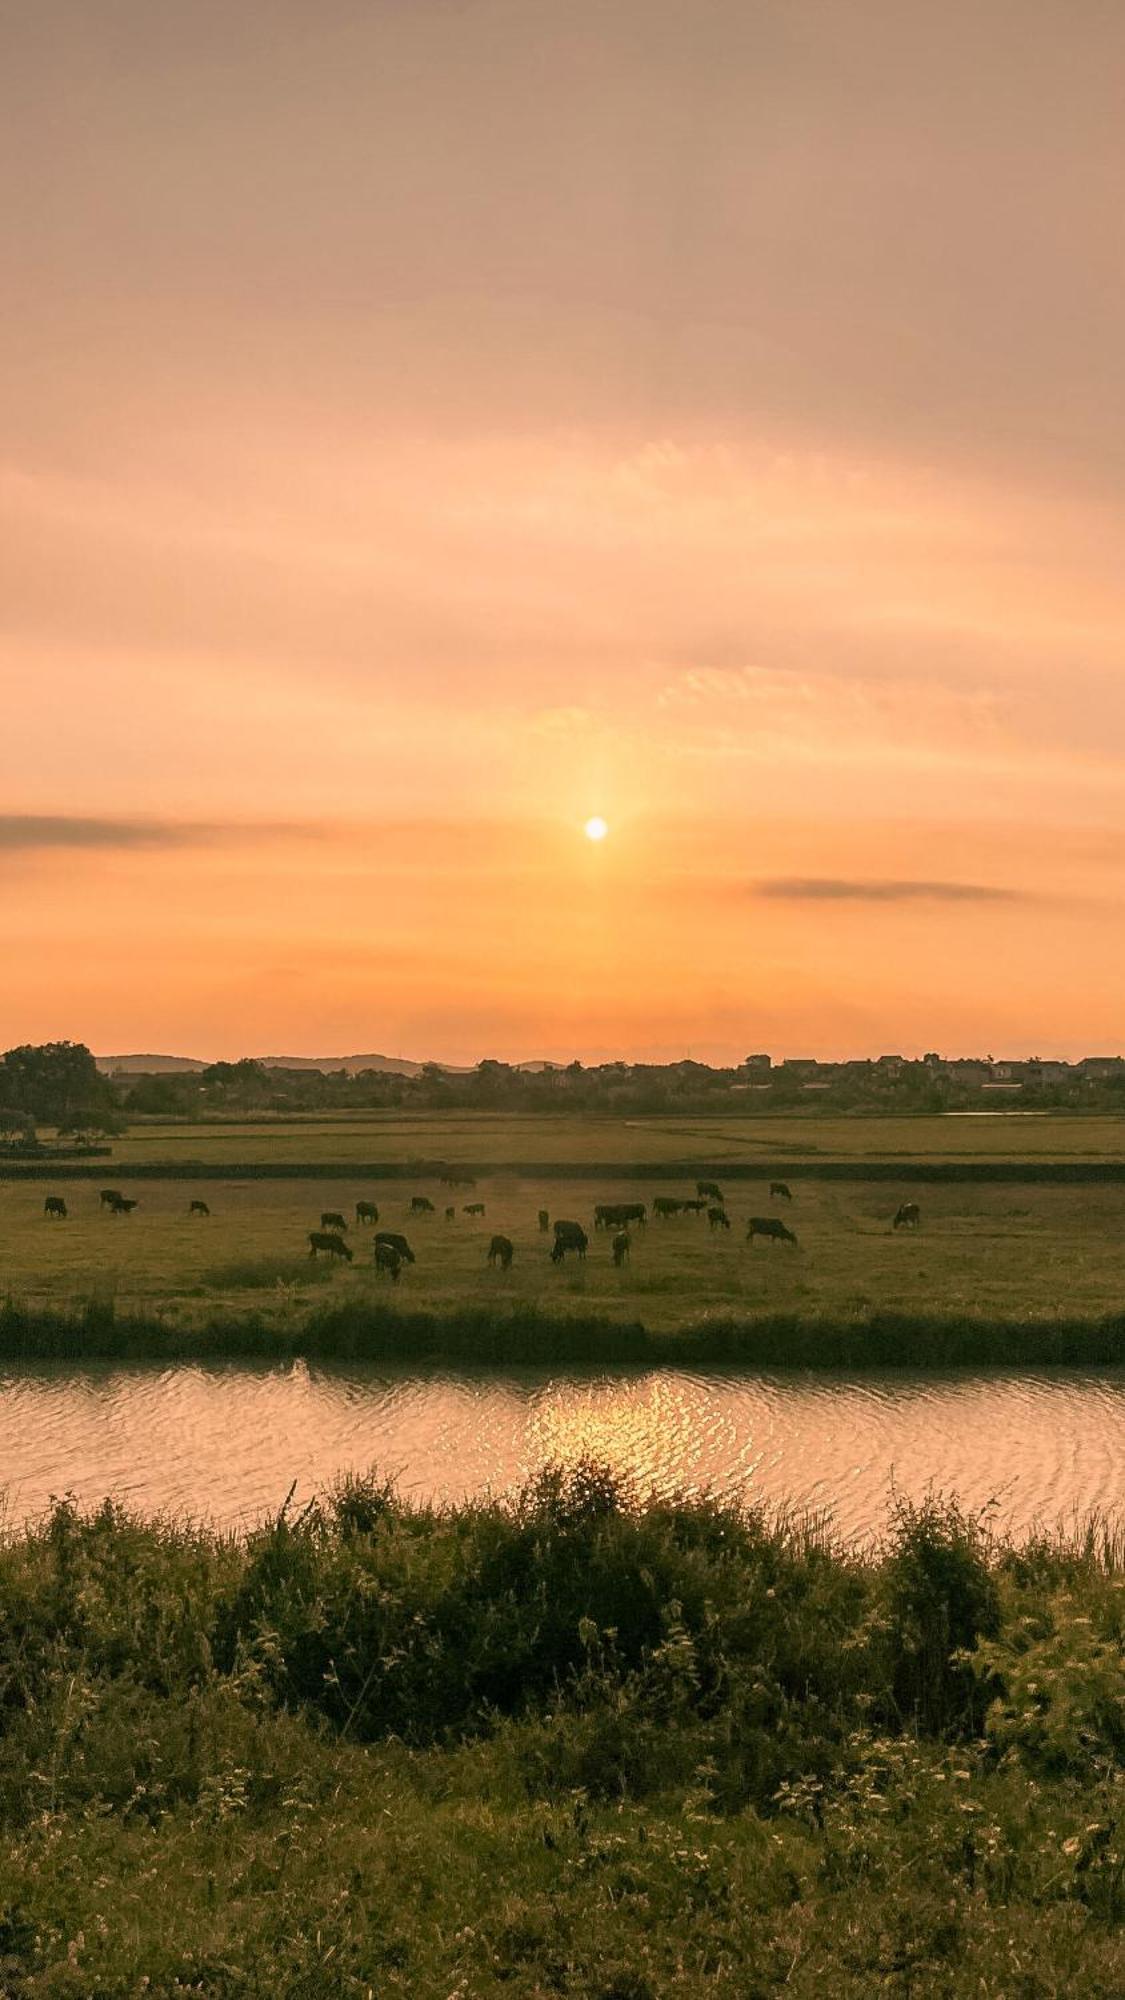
[3,1293,1125,1369]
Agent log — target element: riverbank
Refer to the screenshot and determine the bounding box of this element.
[6,1294,1125,1369]
[0,1473,1122,1994]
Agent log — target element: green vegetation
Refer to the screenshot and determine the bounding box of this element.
[5,1165,1125,1353]
[0,1471,1122,1995]
[7,1296,1125,1372]
[58,1106,1125,1169]
[101,1044,1125,1120]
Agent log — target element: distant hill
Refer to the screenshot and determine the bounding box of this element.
[98,1052,428,1078]
[260,1053,426,1077]
[97,1054,208,1075]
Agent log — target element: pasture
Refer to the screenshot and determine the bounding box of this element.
[4,1144,1125,1334]
[83,1107,1125,1168]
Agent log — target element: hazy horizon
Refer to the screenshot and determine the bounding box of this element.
[6,2,1125,1057]
[90,1040,1123,1071]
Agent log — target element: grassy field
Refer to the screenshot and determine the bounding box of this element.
[5,1162,1125,1334]
[56,1108,1125,1168]
[0,1474,1123,1996]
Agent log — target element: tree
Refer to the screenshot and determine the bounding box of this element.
[0,1042,115,1127]
[124,1075,193,1116]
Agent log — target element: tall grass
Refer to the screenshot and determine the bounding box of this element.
[3,1293,1125,1367]
[1,1474,1125,1991]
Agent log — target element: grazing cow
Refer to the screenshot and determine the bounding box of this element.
[747,1216,798,1248]
[594,1201,647,1229]
[653,1197,686,1218]
[708,1207,731,1231]
[321,1210,348,1232]
[612,1229,630,1267]
[44,1196,67,1220]
[308,1231,353,1262]
[770,1181,793,1202]
[538,1208,550,1232]
[487,1234,514,1270]
[696,1180,723,1202]
[374,1241,402,1282]
[445,1205,456,1221]
[374,1231,415,1264]
[893,1202,921,1230]
[410,1195,436,1215]
[188,1200,210,1218]
[355,1201,379,1225]
[551,1220,588,1263]
[98,1188,123,1209]
[107,1195,138,1215]
[681,1198,711,1216]
[463,1201,486,1216]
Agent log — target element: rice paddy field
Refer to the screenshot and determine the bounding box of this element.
[5,1112,1125,1333]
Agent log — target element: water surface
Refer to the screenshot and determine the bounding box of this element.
[3,1362,1124,1543]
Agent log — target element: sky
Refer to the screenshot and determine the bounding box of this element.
[3,0,1125,1063]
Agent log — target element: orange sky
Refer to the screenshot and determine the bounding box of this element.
[3,1,1125,1062]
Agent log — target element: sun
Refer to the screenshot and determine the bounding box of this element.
[584,816,609,842]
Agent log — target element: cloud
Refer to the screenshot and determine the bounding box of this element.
[0,816,309,853]
[753,878,1025,905]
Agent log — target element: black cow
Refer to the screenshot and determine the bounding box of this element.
[770,1181,793,1202]
[594,1201,647,1228]
[708,1207,730,1231]
[410,1195,436,1215]
[374,1231,415,1265]
[309,1231,353,1262]
[463,1201,485,1216]
[747,1216,798,1248]
[189,1200,210,1217]
[538,1208,550,1232]
[551,1220,588,1263]
[445,1205,456,1221]
[98,1188,123,1209]
[696,1180,723,1202]
[374,1241,402,1282]
[612,1229,630,1267]
[355,1201,379,1225]
[321,1210,348,1232]
[487,1234,514,1270]
[681,1198,711,1216]
[893,1202,921,1229]
[44,1196,67,1220]
[107,1195,137,1215]
[653,1197,685,1218]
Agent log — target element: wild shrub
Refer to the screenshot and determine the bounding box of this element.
[877,1492,1001,1734]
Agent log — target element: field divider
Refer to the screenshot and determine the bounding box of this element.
[5,1159,1125,1184]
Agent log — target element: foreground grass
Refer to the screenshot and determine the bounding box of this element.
[0,1471,1123,1994]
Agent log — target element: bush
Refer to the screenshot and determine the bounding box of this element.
[878,1492,1001,1733]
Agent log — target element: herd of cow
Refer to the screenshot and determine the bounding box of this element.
[35,1181,925,1284]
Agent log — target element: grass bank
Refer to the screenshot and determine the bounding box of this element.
[5,1294,1125,1368]
[0,1470,1123,1994]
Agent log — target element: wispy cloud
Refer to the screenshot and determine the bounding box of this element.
[753,878,1025,905]
[0,816,310,853]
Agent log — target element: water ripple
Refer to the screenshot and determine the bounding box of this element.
[0,1363,1123,1543]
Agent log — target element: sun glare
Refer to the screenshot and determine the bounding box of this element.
[585,816,609,842]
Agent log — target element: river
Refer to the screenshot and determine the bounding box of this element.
[1,1361,1124,1544]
